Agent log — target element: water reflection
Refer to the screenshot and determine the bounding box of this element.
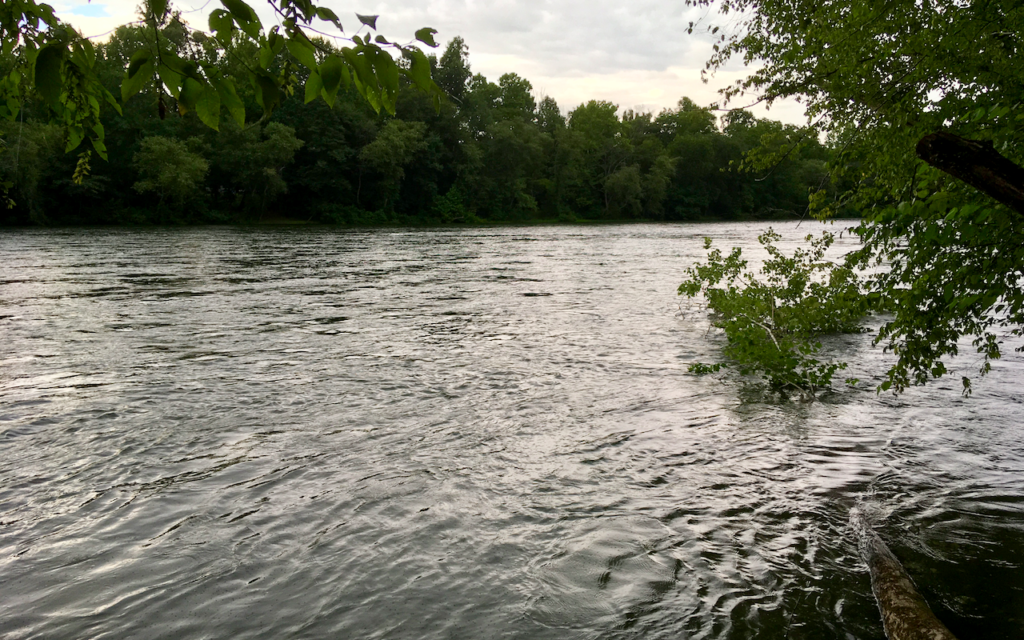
[1,223,1022,639]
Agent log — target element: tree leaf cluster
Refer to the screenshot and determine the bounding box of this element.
[0,0,442,173]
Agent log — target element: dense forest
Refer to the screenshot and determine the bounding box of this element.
[0,17,835,226]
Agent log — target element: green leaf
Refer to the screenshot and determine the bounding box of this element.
[253,74,280,113]
[101,86,123,115]
[66,124,84,152]
[122,59,154,102]
[342,47,378,93]
[319,54,344,100]
[357,14,378,30]
[80,39,96,66]
[315,7,342,30]
[357,78,382,112]
[414,27,438,47]
[287,38,317,70]
[90,136,108,161]
[405,48,432,91]
[221,0,255,23]
[259,45,274,69]
[368,46,399,112]
[178,78,203,114]
[127,49,153,78]
[160,52,200,79]
[222,0,261,38]
[268,29,285,55]
[304,71,323,105]
[33,45,63,108]
[240,19,262,39]
[209,9,234,40]
[158,64,182,98]
[211,76,244,126]
[196,84,221,129]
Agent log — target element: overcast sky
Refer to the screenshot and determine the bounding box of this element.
[57,0,806,124]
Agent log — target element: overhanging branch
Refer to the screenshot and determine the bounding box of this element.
[916,132,1024,216]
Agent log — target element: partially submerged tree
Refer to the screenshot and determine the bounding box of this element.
[680,229,870,399]
[686,0,1024,393]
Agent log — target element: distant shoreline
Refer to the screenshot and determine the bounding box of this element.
[1,213,862,230]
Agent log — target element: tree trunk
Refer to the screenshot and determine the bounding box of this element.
[916,132,1024,216]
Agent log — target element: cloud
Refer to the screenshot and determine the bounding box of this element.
[312,0,806,121]
[58,0,808,123]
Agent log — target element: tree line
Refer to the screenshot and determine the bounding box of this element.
[1,21,833,226]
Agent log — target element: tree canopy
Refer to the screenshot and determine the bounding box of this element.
[688,0,1024,393]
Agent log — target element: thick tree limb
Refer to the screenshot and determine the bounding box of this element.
[851,508,959,640]
[917,132,1024,216]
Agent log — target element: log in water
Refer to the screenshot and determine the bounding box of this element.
[852,508,958,640]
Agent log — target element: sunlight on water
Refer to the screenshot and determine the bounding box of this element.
[1,223,1022,639]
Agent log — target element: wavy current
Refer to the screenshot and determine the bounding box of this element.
[1,223,1022,639]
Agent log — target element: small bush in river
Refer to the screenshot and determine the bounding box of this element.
[679,229,872,399]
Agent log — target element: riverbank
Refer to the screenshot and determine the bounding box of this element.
[1,210,862,229]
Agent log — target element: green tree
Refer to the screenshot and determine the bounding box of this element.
[497,73,536,122]
[208,121,303,216]
[462,119,543,220]
[689,0,1024,392]
[664,124,734,219]
[0,119,62,223]
[655,97,717,141]
[434,37,471,106]
[359,119,427,212]
[132,135,209,217]
[642,153,675,219]
[535,95,575,218]
[567,100,629,216]
[463,73,501,136]
[604,164,643,218]
[274,80,377,217]
[536,96,564,134]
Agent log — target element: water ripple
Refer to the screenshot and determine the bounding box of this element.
[1,224,1022,639]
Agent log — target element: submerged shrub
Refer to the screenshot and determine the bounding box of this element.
[679,228,872,398]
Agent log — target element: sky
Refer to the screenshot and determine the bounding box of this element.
[55,0,808,125]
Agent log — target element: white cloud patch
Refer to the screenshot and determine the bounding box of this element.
[59,0,807,123]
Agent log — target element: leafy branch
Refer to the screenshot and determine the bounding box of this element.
[1,0,442,167]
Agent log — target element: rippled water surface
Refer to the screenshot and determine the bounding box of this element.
[2,223,1023,639]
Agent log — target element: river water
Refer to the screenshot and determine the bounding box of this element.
[1,223,1022,639]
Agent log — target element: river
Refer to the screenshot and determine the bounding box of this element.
[1,222,1022,639]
